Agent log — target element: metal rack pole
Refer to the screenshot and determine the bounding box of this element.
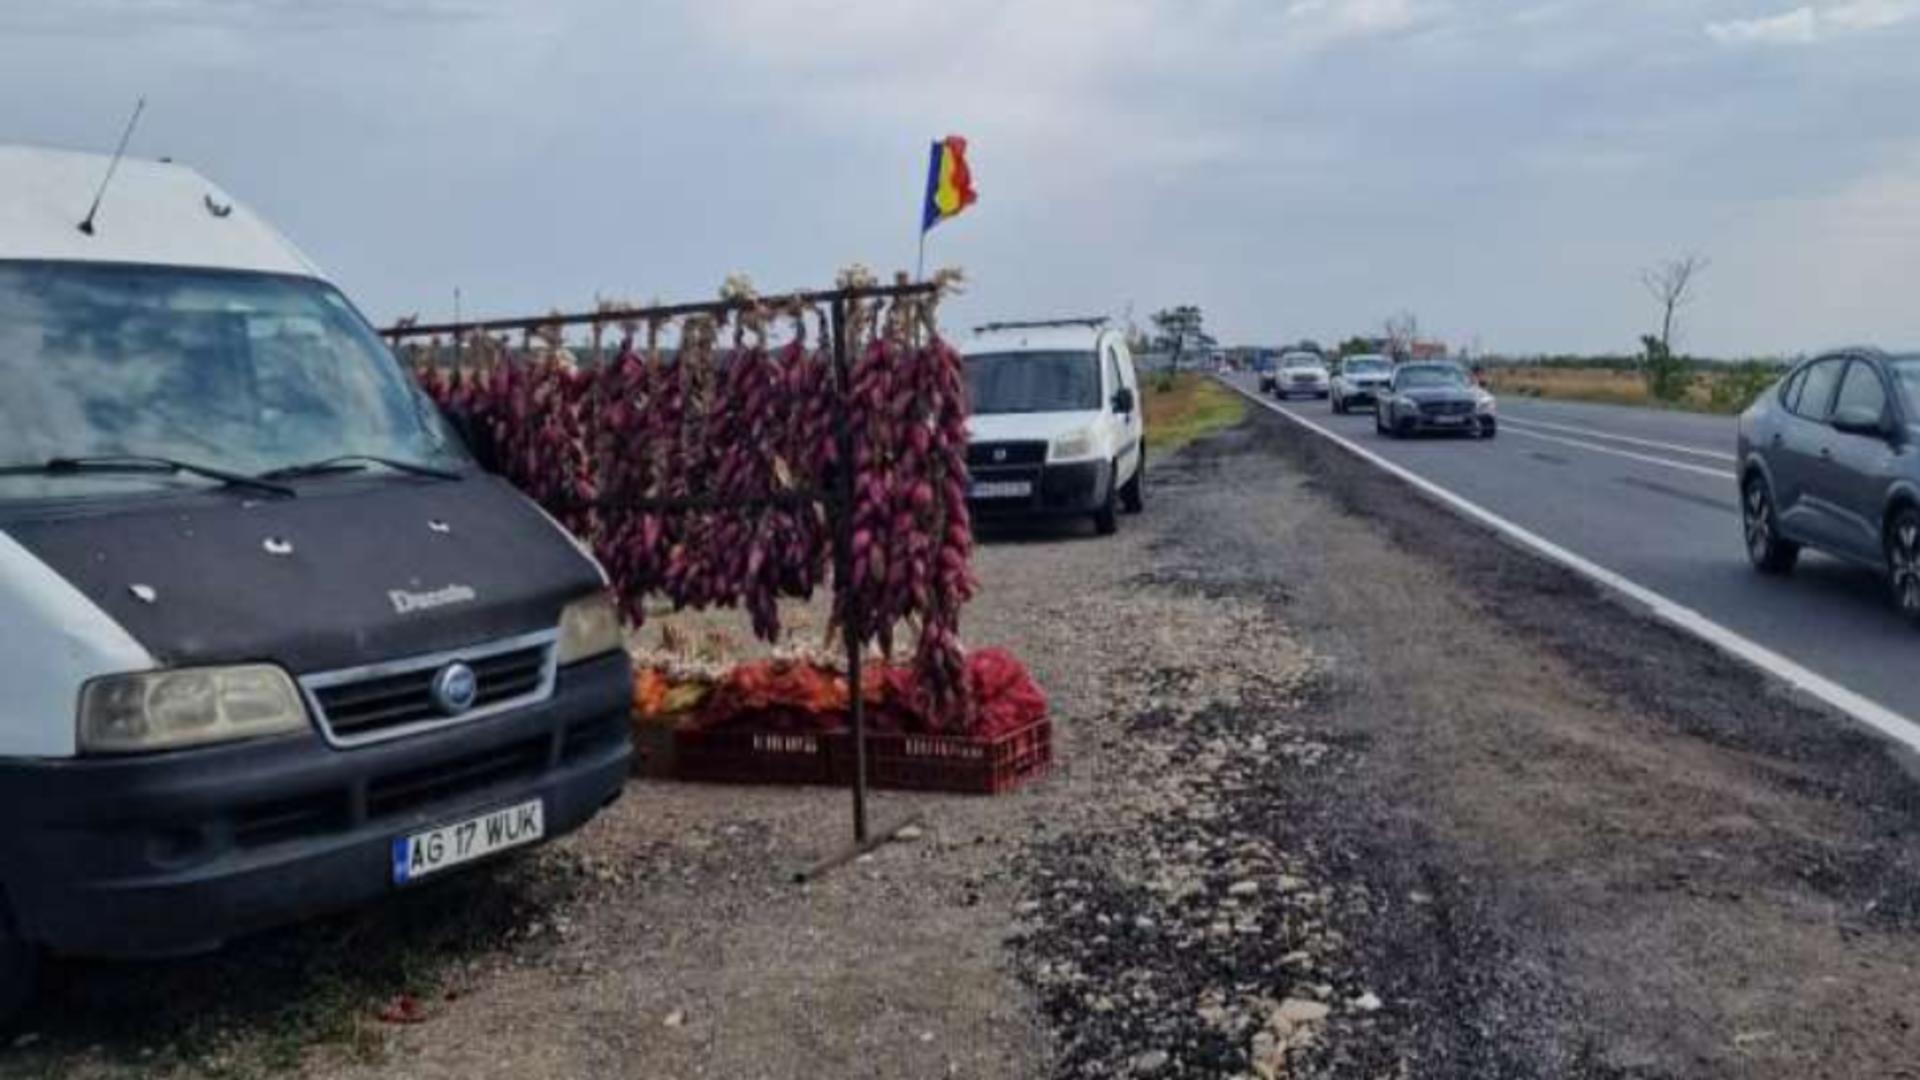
[382,282,938,344]
[829,297,869,845]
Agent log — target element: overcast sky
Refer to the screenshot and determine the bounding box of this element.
[4,0,1918,356]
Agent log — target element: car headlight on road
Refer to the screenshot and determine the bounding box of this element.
[1050,429,1096,461]
[557,590,625,665]
[1475,394,1498,414]
[79,665,308,754]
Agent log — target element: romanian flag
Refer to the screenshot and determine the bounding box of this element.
[921,135,978,232]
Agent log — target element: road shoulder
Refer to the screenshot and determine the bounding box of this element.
[1181,410,1920,1077]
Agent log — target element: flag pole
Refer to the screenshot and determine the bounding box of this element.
[916,228,927,282]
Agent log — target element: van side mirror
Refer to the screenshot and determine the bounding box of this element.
[1831,405,1893,439]
[1113,386,1136,415]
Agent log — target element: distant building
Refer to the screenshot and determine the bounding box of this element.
[1408,340,1449,361]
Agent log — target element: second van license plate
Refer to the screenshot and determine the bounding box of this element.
[970,481,1032,499]
[392,799,544,885]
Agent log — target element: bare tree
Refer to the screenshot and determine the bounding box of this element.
[1382,310,1420,361]
[1642,254,1709,354]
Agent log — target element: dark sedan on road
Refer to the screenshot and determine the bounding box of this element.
[1375,363,1497,439]
[1739,348,1920,624]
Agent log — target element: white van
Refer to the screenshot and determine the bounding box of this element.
[961,319,1145,534]
[0,146,632,1011]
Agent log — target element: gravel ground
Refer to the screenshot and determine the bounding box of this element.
[9,406,1920,1078]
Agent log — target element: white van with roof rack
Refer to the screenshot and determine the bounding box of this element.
[961,318,1145,535]
[0,144,631,1014]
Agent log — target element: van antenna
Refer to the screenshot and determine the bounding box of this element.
[77,96,147,237]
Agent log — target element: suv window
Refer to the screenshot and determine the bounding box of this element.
[1779,367,1807,412]
[1835,360,1889,421]
[1791,359,1845,420]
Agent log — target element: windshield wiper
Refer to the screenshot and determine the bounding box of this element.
[0,456,295,499]
[258,454,462,482]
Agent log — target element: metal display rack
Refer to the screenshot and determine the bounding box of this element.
[382,281,943,852]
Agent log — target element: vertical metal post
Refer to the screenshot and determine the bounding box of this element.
[829,297,870,844]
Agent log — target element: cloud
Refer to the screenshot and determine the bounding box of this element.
[1707,1,1919,45]
[1826,0,1920,28]
[1707,7,1818,43]
[0,0,483,35]
[1282,0,1437,43]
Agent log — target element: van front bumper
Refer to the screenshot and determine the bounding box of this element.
[968,460,1114,518]
[0,653,632,958]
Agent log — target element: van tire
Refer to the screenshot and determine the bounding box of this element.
[1093,469,1119,535]
[1120,457,1145,514]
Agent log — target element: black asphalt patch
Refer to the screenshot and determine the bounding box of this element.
[1613,475,1737,515]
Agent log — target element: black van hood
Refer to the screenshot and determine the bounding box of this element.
[2,476,604,674]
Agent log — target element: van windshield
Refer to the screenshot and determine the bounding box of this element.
[965,351,1103,414]
[0,262,461,501]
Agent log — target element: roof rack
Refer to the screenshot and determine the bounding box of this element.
[973,317,1110,334]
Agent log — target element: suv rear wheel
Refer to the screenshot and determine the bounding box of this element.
[1743,474,1799,575]
[1886,506,1920,625]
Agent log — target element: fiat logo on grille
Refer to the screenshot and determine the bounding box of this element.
[429,662,479,717]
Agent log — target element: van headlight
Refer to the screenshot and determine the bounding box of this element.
[78,665,307,754]
[557,590,624,665]
[1049,429,1096,462]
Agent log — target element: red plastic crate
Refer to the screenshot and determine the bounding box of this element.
[832,719,1052,795]
[672,728,834,786]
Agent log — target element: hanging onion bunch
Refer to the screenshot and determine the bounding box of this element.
[409,272,979,726]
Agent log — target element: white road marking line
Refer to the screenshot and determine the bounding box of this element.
[1498,413,1737,462]
[1500,421,1737,481]
[1220,378,1920,756]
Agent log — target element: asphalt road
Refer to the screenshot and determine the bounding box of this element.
[1224,375,1920,733]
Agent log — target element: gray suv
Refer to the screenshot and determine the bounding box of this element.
[1738,348,1920,622]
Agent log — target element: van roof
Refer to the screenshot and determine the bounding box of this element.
[963,321,1117,356]
[0,144,323,279]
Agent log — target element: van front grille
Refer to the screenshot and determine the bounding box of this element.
[968,441,1048,468]
[300,631,559,746]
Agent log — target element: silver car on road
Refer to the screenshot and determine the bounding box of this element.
[1738,348,1920,623]
[1271,352,1331,399]
[1331,355,1394,414]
